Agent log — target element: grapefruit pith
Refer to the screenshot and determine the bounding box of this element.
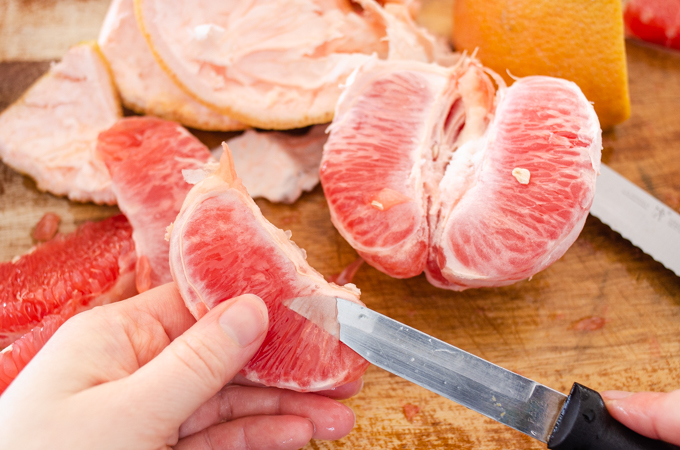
[0,214,137,350]
[320,58,601,290]
[97,117,213,293]
[168,147,369,392]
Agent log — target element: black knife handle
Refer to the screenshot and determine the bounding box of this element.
[547,383,680,450]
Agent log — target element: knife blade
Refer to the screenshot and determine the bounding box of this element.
[336,298,680,450]
[590,163,680,276]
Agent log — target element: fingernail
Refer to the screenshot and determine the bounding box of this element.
[601,390,633,401]
[219,297,267,347]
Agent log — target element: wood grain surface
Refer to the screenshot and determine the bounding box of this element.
[1,1,680,449]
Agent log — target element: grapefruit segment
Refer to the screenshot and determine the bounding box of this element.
[0,215,137,350]
[135,0,453,129]
[169,147,369,391]
[98,0,246,131]
[0,42,121,204]
[427,76,601,289]
[321,58,601,290]
[97,117,213,292]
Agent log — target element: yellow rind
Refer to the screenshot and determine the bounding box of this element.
[452,0,630,130]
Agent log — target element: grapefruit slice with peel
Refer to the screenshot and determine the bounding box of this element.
[135,0,452,129]
[0,42,121,204]
[0,214,137,350]
[98,0,246,131]
[320,58,601,290]
[168,148,369,391]
[97,117,213,293]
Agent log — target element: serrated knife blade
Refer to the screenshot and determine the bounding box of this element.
[336,298,680,449]
[590,163,680,276]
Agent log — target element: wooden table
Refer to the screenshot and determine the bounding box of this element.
[1,1,679,448]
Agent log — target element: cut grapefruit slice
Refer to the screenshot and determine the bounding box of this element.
[0,214,137,350]
[97,117,213,293]
[211,125,328,204]
[98,0,246,131]
[168,148,369,391]
[320,58,601,290]
[624,0,680,51]
[0,42,121,204]
[135,0,452,129]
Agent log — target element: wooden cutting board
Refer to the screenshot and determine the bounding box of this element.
[1,1,680,448]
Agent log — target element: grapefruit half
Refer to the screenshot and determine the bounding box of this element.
[320,57,601,290]
[97,117,213,293]
[168,147,369,391]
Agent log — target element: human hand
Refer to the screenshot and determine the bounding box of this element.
[602,389,680,446]
[0,283,360,450]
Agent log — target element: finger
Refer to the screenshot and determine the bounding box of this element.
[314,377,364,400]
[121,294,268,428]
[602,390,680,445]
[175,415,314,450]
[179,385,356,441]
[230,374,363,400]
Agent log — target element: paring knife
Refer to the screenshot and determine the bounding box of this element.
[336,298,680,450]
[590,163,680,276]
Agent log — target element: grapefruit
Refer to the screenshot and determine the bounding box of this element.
[0,42,121,204]
[0,214,137,350]
[451,0,630,130]
[97,117,213,293]
[31,212,60,242]
[98,0,246,131]
[135,0,452,129]
[320,57,601,290]
[0,315,65,395]
[624,0,680,51]
[168,147,369,391]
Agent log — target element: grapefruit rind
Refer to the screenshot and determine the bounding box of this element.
[134,0,454,130]
[0,42,122,204]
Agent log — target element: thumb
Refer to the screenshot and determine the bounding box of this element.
[602,390,680,446]
[123,294,268,427]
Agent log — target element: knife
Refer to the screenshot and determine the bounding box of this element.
[336,298,680,450]
[590,163,680,276]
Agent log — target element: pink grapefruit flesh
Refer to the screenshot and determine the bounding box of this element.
[97,117,213,293]
[169,148,369,392]
[321,58,601,290]
[624,0,680,51]
[0,214,137,350]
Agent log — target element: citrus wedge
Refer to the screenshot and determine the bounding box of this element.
[168,148,369,391]
[451,0,630,130]
[97,117,213,293]
[0,42,121,204]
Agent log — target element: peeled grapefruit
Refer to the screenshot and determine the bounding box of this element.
[98,0,246,131]
[320,57,601,290]
[135,0,451,129]
[168,148,369,391]
[0,42,121,204]
[0,214,137,350]
[97,117,213,293]
[624,0,680,51]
